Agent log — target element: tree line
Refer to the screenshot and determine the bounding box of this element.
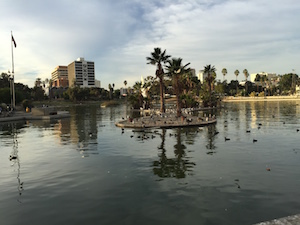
[127,48,299,115]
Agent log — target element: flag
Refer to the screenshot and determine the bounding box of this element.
[12,35,17,48]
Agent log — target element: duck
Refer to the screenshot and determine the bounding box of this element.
[9,155,17,160]
[225,137,230,141]
[253,139,258,143]
[246,130,251,133]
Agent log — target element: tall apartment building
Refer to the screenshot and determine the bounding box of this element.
[51,66,69,87]
[68,57,95,88]
[197,70,207,83]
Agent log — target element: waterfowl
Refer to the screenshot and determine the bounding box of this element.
[246,130,251,133]
[253,139,257,143]
[225,137,230,141]
[9,155,17,160]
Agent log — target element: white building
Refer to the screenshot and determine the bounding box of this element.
[197,70,207,83]
[95,79,101,88]
[68,57,96,88]
[250,72,277,83]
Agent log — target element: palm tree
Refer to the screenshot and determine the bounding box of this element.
[165,58,190,117]
[234,70,239,95]
[204,65,216,107]
[243,69,249,96]
[146,48,171,113]
[133,81,143,108]
[222,68,227,82]
[108,84,112,100]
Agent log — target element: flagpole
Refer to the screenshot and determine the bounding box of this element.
[11,31,15,109]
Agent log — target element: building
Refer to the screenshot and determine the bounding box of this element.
[189,68,196,77]
[51,66,69,88]
[197,70,207,83]
[95,79,101,88]
[68,57,95,88]
[250,72,277,83]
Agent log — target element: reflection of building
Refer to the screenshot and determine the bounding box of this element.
[51,66,69,87]
[68,57,95,88]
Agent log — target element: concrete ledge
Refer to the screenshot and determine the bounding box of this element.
[254,214,300,225]
[0,111,70,123]
[31,107,57,116]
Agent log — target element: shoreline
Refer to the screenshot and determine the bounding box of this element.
[223,96,300,102]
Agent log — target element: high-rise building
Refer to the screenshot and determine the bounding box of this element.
[68,57,95,88]
[197,70,207,83]
[51,66,69,87]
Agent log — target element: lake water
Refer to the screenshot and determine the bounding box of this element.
[1,101,300,225]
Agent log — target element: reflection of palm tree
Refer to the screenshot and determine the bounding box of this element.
[152,129,195,179]
[9,124,24,200]
[206,125,217,154]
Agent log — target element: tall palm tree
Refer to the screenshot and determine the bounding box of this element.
[222,68,227,82]
[133,81,143,108]
[146,48,171,113]
[243,69,249,96]
[234,70,239,95]
[165,58,190,117]
[108,83,112,100]
[243,69,249,81]
[204,65,216,107]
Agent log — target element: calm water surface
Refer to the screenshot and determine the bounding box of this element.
[1,101,300,225]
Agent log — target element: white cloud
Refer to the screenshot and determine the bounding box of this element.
[0,0,299,88]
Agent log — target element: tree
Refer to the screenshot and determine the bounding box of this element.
[35,78,42,87]
[222,68,227,82]
[204,65,216,107]
[128,81,143,109]
[146,48,171,113]
[165,58,190,117]
[234,70,239,94]
[108,84,112,100]
[243,69,249,96]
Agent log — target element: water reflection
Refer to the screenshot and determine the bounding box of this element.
[205,125,217,154]
[7,124,24,202]
[152,128,195,179]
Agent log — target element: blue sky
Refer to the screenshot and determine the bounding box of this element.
[1,0,300,89]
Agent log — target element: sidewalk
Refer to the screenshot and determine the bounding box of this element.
[0,110,70,123]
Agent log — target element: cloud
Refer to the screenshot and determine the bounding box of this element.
[0,0,299,89]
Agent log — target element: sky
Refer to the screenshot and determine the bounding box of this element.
[1,0,300,89]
